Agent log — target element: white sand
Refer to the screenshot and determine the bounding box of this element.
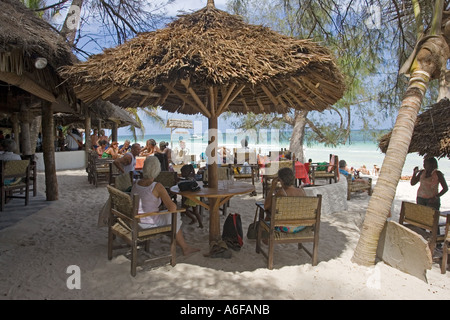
[0,170,449,300]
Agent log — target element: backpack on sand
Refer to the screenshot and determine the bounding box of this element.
[222,213,244,251]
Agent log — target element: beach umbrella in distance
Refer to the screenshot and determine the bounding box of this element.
[59,0,345,242]
[378,98,450,159]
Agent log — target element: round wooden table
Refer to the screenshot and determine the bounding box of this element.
[170,180,255,243]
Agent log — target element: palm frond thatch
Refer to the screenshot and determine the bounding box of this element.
[0,0,75,70]
[378,98,450,159]
[59,3,345,115]
[54,100,141,129]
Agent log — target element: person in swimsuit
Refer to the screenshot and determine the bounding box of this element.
[411,157,448,210]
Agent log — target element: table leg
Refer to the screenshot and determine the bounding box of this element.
[208,198,222,243]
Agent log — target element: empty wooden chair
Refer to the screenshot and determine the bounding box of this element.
[0,160,30,211]
[256,194,322,269]
[310,154,339,185]
[346,175,372,200]
[107,185,185,277]
[399,201,445,255]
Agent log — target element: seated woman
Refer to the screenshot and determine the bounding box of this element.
[118,140,131,155]
[140,139,160,157]
[96,140,108,158]
[264,167,307,234]
[102,141,120,159]
[130,156,199,256]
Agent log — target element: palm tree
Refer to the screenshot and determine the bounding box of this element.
[352,0,449,266]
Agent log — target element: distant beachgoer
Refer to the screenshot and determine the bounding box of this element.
[339,160,370,186]
[373,164,380,176]
[358,165,370,175]
[140,139,160,157]
[411,157,448,211]
[90,129,99,150]
[98,130,110,147]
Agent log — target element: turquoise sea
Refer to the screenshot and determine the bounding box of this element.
[116,131,450,178]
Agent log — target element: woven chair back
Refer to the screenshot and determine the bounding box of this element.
[203,166,231,181]
[274,196,320,226]
[4,160,29,177]
[402,201,436,229]
[107,185,134,221]
[155,171,178,188]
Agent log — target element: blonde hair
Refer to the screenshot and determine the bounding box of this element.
[142,156,161,179]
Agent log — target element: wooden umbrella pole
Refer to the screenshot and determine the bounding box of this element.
[208,115,220,242]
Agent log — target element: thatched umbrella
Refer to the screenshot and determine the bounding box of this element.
[54,101,141,129]
[0,0,77,112]
[60,0,345,242]
[378,98,450,159]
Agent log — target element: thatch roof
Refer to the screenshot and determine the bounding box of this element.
[0,0,77,112]
[378,98,450,159]
[54,100,141,129]
[59,1,345,115]
[0,0,75,71]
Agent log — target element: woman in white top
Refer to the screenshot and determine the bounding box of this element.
[130,156,199,256]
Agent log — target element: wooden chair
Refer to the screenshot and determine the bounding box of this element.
[261,160,295,198]
[0,159,30,211]
[107,185,185,277]
[441,214,450,274]
[399,201,445,254]
[310,154,339,185]
[155,171,179,203]
[346,175,372,200]
[233,151,257,188]
[21,155,37,197]
[256,194,322,269]
[91,156,113,187]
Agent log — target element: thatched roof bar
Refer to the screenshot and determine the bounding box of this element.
[218,83,236,111]
[185,86,210,117]
[162,83,200,112]
[218,84,245,115]
[0,71,56,102]
[261,84,279,107]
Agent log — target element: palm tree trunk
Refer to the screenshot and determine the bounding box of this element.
[352,70,430,266]
[352,33,449,266]
[289,110,308,162]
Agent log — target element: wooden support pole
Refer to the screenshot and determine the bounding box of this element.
[42,100,58,201]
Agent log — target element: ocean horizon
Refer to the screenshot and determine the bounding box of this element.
[115,130,450,178]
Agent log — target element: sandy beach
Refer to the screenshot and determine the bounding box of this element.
[0,169,449,300]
